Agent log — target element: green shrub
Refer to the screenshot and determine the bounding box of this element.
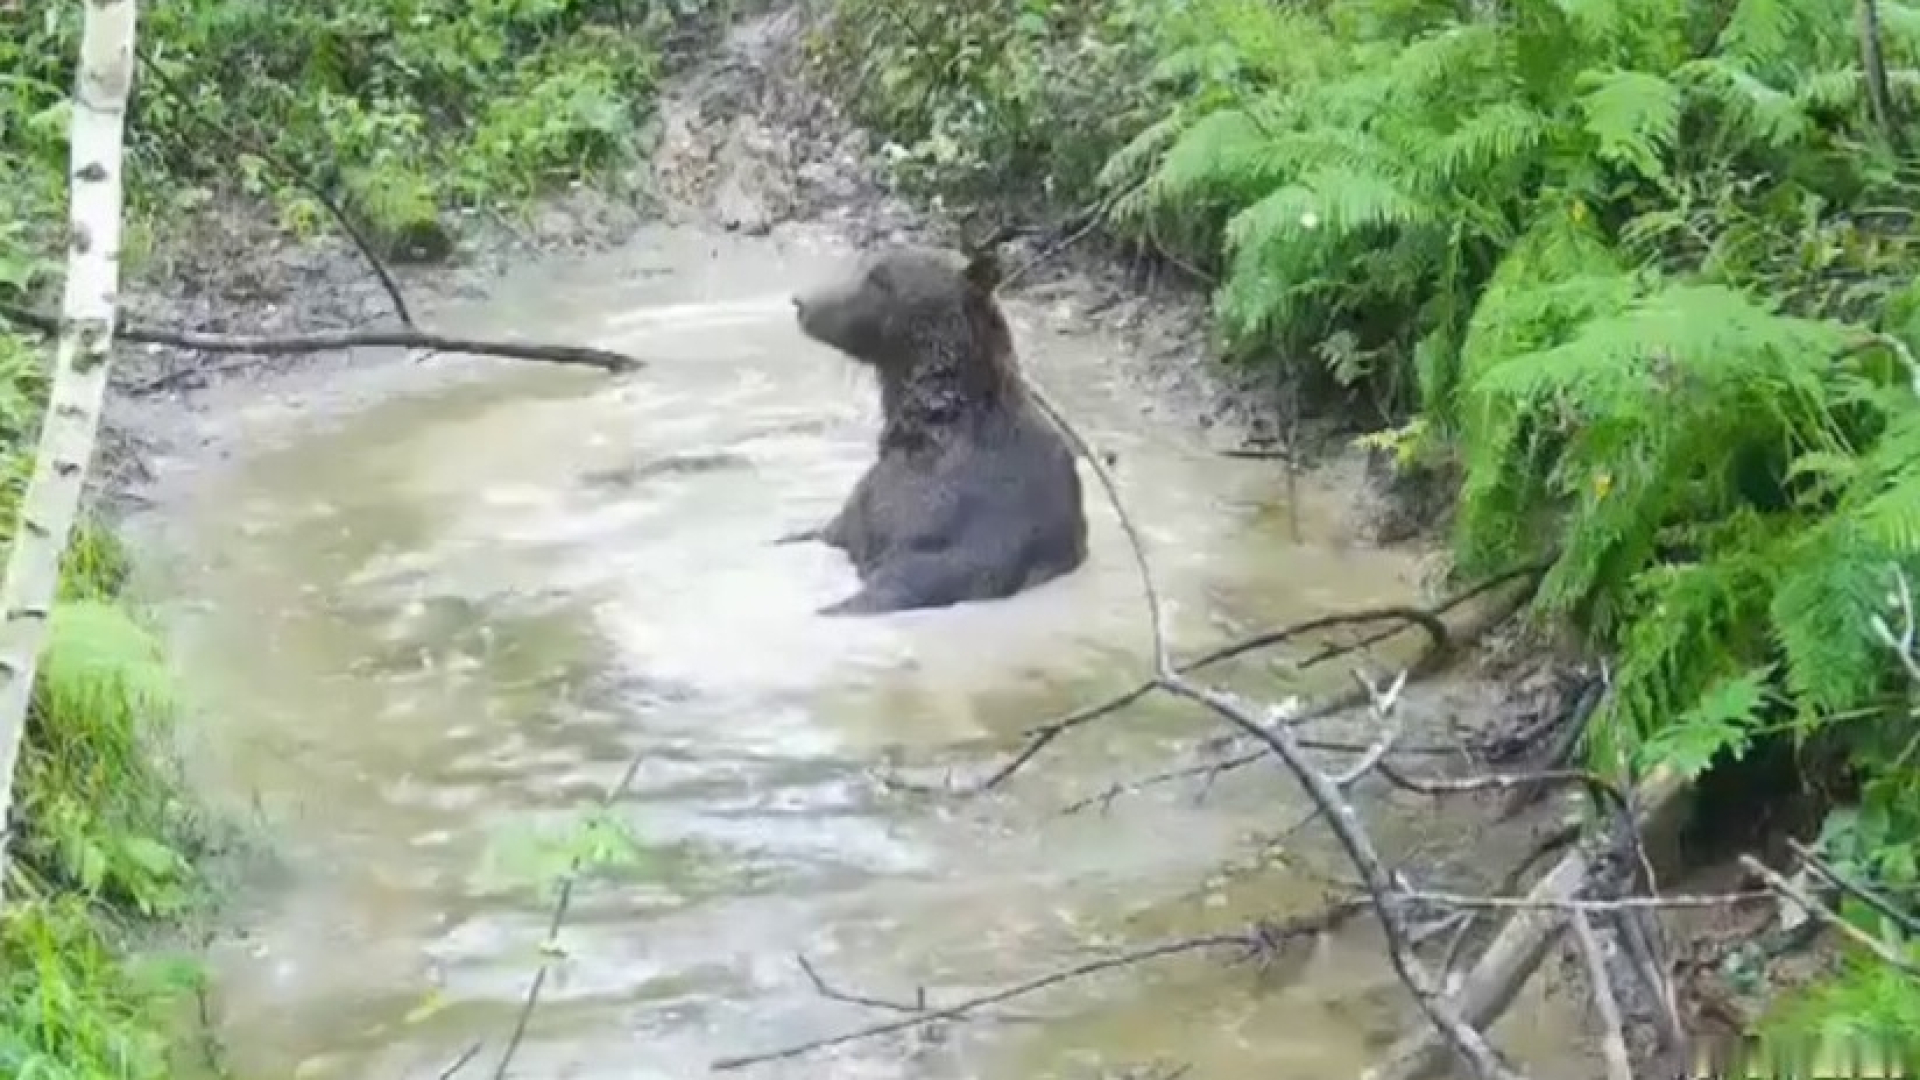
[1,0,683,263]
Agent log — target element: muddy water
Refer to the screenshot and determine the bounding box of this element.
[132,224,1577,1079]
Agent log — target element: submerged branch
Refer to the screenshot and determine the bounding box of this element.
[713,907,1358,1071]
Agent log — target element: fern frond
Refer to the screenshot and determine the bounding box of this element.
[1382,23,1507,105]
[1795,67,1866,113]
[1422,102,1550,186]
[1677,57,1812,149]
[1603,549,1775,745]
[1223,166,1430,257]
[1471,285,1848,408]
[1140,103,1293,207]
[1714,0,1816,70]
[1577,68,1683,181]
[1771,523,1892,718]
[1635,666,1775,777]
[1098,111,1192,196]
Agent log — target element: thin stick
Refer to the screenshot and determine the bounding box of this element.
[489,753,649,1080]
[711,932,1249,1070]
[131,40,418,327]
[1741,855,1920,977]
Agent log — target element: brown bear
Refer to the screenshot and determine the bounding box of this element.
[779,244,1089,616]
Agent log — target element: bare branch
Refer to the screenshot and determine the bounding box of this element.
[1367,766,1690,1080]
[1740,855,1920,978]
[1568,912,1633,1080]
[711,929,1266,1071]
[1788,839,1920,937]
[0,305,644,381]
[488,753,649,1080]
[1159,677,1528,1080]
[131,40,418,328]
[943,604,1454,795]
[793,954,1045,1023]
[435,1042,483,1080]
[1396,887,1773,913]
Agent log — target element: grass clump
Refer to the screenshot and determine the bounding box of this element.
[811,0,1920,1052]
[0,325,212,1080]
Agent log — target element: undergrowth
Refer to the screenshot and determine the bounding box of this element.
[0,332,211,1077]
[812,0,1920,1056]
[1,0,716,288]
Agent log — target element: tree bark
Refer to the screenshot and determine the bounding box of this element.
[0,0,141,905]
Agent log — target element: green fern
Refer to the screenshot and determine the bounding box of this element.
[1577,68,1683,182]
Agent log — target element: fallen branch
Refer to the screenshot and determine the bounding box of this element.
[1568,911,1633,1080]
[793,953,1046,1024]
[1787,838,1920,936]
[1396,887,1772,913]
[712,928,1256,1070]
[1364,765,1690,1080]
[1164,673,1530,1080]
[942,602,1459,796]
[1742,854,1920,978]
[0,302,646,380]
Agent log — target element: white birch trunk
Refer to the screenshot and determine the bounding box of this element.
[0,0,141,905]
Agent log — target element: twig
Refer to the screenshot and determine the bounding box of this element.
[131,40,417,327]
[1023,375,1173,674]
[436,1042,483,1080]
[1396,887,1773,913]
[1740,855,1920,977]
[489,753,649,1080]
[1788,839,1920,936]
[1161,676,1528,1080]
[1568,911,1633,1080]
[1058,723,1490,818]
[1377,763,1601,798]
[945,604,1453,795]
[711,931,1252,1070]
[1219,446,1295,462]
[793,954,1045,1023]
[0,302,644,380]
[995,199,1112,293]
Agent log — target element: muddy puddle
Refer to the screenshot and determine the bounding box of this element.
[127,223,1590,1079]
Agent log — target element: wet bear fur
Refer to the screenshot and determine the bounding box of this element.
[781,245,1089,616]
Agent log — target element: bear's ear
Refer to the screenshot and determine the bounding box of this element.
[963,248,1003,294]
